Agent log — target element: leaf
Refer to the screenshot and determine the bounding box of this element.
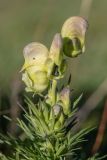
[73,93,83,109]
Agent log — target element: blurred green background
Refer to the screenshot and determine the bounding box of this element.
[0,0,107,93]
[0,0,107,156]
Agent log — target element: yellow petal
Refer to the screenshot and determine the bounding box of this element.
[61,16,88,42]
[23,42,49,66]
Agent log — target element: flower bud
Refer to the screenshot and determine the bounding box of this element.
[53,104,61,117]
[60,86,70,115]
[49,33,67,78]
[49,33,63,66]
[61,16,88,57]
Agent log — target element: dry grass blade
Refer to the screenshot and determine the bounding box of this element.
[79,0,93,19]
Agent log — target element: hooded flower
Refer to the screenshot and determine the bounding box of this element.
[21,42,50,93]
[61,16,88,57]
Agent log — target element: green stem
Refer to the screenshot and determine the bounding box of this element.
[51,79,57,105]
[47,79,57,106]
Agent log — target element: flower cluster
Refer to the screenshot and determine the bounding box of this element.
[21,16,88,94]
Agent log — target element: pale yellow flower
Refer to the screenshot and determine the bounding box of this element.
[21,42,50,93]
[61,16,88,57]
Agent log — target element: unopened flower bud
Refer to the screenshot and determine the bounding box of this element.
[61,16,88,57]
[53,104,61,117]
[49,33,67,78]
[60,86,70,115]
[49,33,63,66]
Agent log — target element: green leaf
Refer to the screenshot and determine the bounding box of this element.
[73,93,83,109]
